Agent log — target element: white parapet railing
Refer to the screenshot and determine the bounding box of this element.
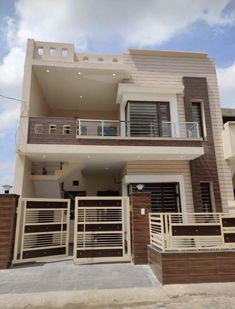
[149,212,235,252]
[76,119,200,139]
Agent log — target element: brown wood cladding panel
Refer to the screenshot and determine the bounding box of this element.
[77,249,122,258]
[77,224,122,232]
[0,195,18,269]
[78,200,121,207]
[223,233,235,243]
[171,225,221,236]
[222,218,235,227]
[26,201,67,209]
[24,224,67,233]
[27,117,77,144]
[75,139,202,147]
[22,247,66,259]
[148,246,235,285]
[131,193,151,265]
[28,117,202,147]
[183,77,222,212]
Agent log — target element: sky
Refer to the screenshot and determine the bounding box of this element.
[0,0,235,190]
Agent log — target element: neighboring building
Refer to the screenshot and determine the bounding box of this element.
[10,39,235,281]
[222,108,235,197]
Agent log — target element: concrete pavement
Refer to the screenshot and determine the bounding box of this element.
[0,260,159,294]
[2,261,235,308]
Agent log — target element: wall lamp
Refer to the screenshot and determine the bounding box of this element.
[136,184,144,191]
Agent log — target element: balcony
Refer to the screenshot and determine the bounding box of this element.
[26,116,204,161]
[28,116,202,144]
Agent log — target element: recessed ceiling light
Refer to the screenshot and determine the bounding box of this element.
[46,69,50,73]
[78,72,82,75]
[112,73,116,77]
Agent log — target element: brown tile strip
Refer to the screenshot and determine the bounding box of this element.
[183,77,222,212]
[130,193,151,264]
[149,245,235,284]
[27,117,202,147]
[0,194,19,269]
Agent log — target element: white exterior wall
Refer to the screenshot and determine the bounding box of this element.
[29,70,50,116]
[14,155,35,197]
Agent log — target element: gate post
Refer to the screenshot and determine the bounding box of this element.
[0,194,19,269]
[130,192,151,264]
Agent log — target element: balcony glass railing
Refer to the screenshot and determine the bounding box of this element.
[76,119,200,139]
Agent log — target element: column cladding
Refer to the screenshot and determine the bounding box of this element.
[0,194,19,268]
[130,192,151,264]
[183,77,222,212]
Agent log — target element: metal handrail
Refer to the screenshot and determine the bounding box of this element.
[76,119,200,139]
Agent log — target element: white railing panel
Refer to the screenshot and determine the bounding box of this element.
[76,119,200,139]
[150,212,235,252]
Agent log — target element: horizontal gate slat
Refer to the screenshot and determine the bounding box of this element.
[23,247,66,259]
[78,200,121,207]
[26,201,68,209]
[77,224,122,232]
[77,249,123,258]
[25,224,67,233]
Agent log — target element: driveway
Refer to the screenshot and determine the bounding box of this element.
[0,260,160,294]
[2,261,235,308]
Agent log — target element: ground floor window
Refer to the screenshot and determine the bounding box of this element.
[129,182,181,212]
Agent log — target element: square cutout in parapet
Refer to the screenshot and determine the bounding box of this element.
[73,180,79,186]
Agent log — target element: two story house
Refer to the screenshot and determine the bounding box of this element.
[12,39,235,272]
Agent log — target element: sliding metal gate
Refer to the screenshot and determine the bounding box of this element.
[74,197,131,264]
[13,198,70,264]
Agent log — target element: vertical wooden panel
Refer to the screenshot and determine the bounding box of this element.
[130,193,151,264]
[0,194,18,269]
[183,77,222,212]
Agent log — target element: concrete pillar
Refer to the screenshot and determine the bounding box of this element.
[0,194,19,269]
[130,192,151,264]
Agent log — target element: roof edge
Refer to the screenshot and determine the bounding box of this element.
[128,49,208,58]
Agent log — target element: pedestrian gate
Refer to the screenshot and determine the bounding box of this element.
[13,198,70,264]
[74,197,131,264]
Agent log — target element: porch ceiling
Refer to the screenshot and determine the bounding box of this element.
[33,65,128,111]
